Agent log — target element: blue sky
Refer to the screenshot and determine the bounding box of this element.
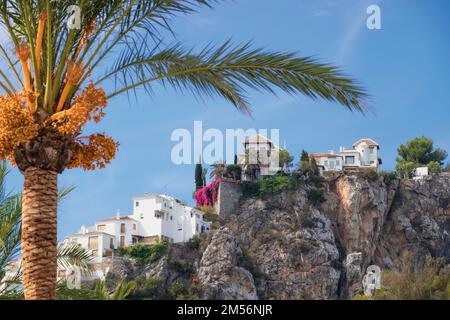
[4,0,450,239]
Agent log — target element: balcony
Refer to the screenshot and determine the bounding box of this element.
[154,210,165,219]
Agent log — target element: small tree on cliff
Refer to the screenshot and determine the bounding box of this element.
[195,159,204,191]
[396,136,448,178]
[298,149,310,168]
[278,148,294,170]
[0,0,367,300]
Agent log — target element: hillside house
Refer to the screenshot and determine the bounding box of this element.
[310,138,382,175]
[237,134,281,181]
[62,194,211,264]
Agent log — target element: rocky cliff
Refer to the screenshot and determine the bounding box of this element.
[107,174,450,300]
[197,173,449,300]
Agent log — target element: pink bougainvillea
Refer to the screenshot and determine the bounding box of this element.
[195,179,221,207]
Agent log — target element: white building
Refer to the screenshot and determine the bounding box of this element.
[63,194,211,263]
[310,138,382,174]
[132,194,210,244]
[413,167,429,179]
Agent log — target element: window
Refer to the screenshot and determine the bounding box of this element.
[345,156,355,165]
[133,224,137,231]
[109,238,114,249]
[165,213,169,221]
[97,224,106,231]
[140,213,144,220]
[190,212,193,218]
[329,160,335,169]
[135,201,139,207]
[370,161,375,164]
[177,223,183,231]
[369,148,374,154]
[120,223,125,233]
[196,223,199,233]
[170,215,173,221]
[88,236,98,250]
[120,236,125,248]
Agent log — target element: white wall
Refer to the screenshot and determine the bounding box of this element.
[132,196,163,238]
[95,219,137,248]
[354,143,378,168]
[132,195,210,243]
[315,156,343,171]
[341,151,361,167]
[67,232,115,263]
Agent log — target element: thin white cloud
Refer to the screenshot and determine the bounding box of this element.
[337,0,382,65]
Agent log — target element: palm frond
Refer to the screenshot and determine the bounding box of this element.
[58,185,76,203]
[111,277,136,300]
[0,1,368,115]
[102,42,369,113]
[57,243,93,273]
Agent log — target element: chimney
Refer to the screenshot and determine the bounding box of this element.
[116,209,121,220]
[339,146,344,153]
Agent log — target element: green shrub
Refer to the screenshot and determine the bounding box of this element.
[56,281,98,300]
[115,241,168,265]
[238,248,263,285]
[202,212,219,223]
[380,171,397,184]
[396,161,418,179]
[129,276,162,300]
[224,164,242,181]
[197,205,216,215]
[186,235,202,250]
[241,181,260,199]
[170,260,194,276]
[373,254,450,300]
[361,168,379,181]
[427,161,442,174]
[258,175,299,195]
[168,282,188,299]
[307,187,325,204]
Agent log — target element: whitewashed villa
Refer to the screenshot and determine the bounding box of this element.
[62,194,211,264]
[310,138,382,174]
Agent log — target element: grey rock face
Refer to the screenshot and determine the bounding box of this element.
[196,174,449,300]
[198,227,257,300]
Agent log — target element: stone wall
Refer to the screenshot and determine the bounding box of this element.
[215,180,242,219]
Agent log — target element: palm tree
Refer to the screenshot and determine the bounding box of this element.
[0,162,91,297]
[0,0,368,299]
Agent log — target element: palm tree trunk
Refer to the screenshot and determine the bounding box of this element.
[21,167,58,300]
